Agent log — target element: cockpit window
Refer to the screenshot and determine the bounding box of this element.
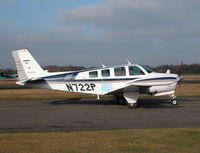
[140,65,153,73]
[129,66,145,75]
[89,71,98,78]
[114,67,126,76]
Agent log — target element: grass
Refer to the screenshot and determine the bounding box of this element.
[0,78,16,85]
[0,127,200,153]
[175,83,200,97]
[0,88,97,100]
[183,74,200,80]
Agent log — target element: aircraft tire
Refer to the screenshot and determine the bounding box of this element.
[171,99,178,105]
[116,97,127,105]
[128,103,138,109]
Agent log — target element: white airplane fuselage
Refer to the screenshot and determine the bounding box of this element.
[36,66,178,95]
[12,49,180,109]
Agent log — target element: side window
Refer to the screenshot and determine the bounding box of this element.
[114,67,126,76]
[101,69,110,77]
[129,66,145,75]
[89,71,98,78]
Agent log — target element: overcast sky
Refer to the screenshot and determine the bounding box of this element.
[0,0,200,68]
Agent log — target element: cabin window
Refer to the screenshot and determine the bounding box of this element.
[89,71,98,78]
[129,66,145,75]
[101,69,110,77]
[114,67,126,76]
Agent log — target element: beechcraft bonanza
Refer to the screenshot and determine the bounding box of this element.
[12,49,182,109]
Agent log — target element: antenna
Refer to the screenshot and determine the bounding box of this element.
[125,57,132,65]
[99,60,106,68]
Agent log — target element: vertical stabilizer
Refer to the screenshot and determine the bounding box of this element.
[12,49,45,81]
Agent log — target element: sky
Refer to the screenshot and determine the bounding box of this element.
[0,0,200,68]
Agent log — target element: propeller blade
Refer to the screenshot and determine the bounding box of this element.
[177,75,184,104]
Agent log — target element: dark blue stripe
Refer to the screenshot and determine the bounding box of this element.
[44,73,177,83]
[68,77,176,82]
[66,78,138,82]
[42,72,79,80]
[46,77,177,83]
[138,77,177,81]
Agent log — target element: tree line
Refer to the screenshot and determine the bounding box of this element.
[1,63,200,75]
[152,64,200,74]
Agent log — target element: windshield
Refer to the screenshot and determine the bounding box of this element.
[140,65,153,73]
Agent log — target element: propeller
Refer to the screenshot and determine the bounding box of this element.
[178,80,183,103]
[178,61,184,77]
[177,62,184,104]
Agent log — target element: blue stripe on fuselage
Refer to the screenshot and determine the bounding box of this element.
[64,78,138,82]
[66,77,177,82]
[42,72,79,80]
[137,77,177,82]
[44,76,177,83]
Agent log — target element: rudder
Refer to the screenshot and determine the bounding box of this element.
[12,49,45,81]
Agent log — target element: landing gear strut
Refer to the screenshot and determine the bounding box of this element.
[124,92,139,109]
[116,92,139,109]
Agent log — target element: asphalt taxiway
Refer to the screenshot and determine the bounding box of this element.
[0,97,200,132]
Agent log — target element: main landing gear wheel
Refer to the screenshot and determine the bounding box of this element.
[128,103,138,109]
[116,97,127,105]
[171,99,178,105]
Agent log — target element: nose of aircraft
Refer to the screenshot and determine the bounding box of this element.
[172,73,183,82]
[168,73,180,83]
[177,75,184,82]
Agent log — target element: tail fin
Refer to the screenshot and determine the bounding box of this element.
[12,49,45,82]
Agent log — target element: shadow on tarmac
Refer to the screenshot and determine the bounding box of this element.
[47,98,184,109]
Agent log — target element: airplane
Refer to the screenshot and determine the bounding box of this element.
[12,49,182,109]
[0,71,18,79]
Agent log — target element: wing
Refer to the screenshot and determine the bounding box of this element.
[104,77,177,95]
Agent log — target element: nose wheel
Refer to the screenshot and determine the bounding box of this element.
[171,99,178,105]
[170,94,179,105]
